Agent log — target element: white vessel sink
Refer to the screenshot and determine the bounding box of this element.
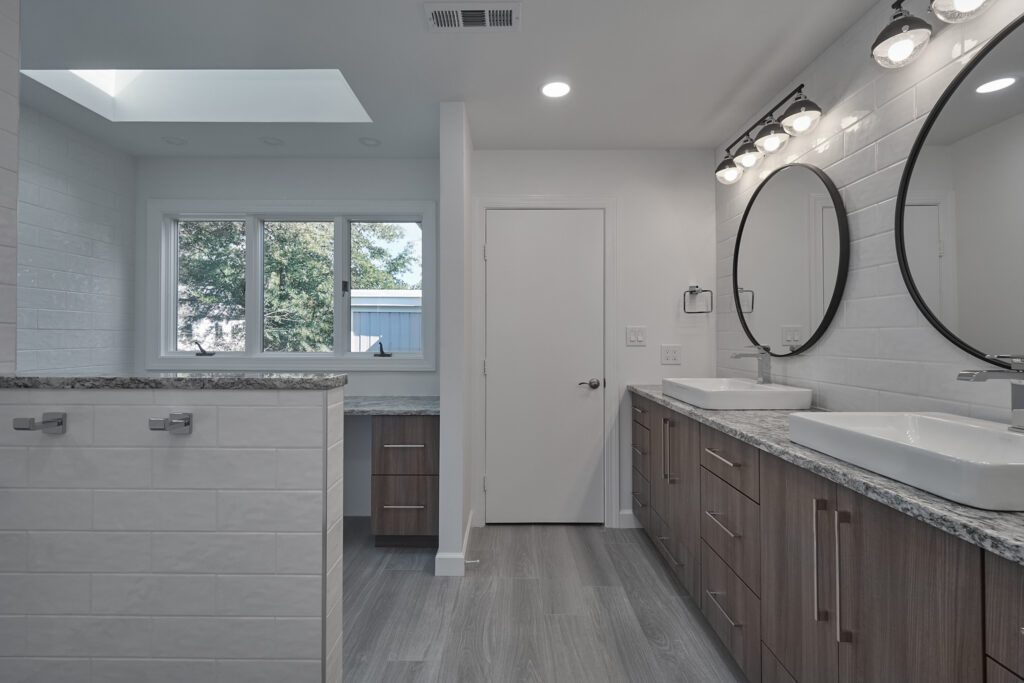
[790,412,1024,511]
[661,377,812,410]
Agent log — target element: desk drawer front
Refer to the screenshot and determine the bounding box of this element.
[373,416,440,475]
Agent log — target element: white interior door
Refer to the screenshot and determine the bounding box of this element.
[485,208,605,523]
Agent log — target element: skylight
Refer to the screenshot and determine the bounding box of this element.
[20,69,371,123]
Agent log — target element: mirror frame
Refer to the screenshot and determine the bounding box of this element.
[732,162,850,357]
[895,12,1024,370]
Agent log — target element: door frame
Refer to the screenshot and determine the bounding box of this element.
[472,196,620,528]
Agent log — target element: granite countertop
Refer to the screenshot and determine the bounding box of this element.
[0,372,349,391]
[344,396,440,416]
[629,384,1024,567]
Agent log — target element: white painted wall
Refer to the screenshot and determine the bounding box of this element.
[435,102,473,575]
[17,107,136,373]
[471,149,717,528]
[133,155,440,396]
[0,0,19,374]
[716,0,1024,422]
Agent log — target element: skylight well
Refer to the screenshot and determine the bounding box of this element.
[21,69,371,123]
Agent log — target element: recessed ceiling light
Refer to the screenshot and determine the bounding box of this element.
[359,137,381,147]
[976,77,1016,94]
[541,81,571,98]
[161,136,188,147]
[259,136,284,146]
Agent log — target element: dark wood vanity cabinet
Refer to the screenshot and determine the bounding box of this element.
[986,552,1024,679]
[371,415,440,543]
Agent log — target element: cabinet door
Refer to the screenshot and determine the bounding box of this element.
[761,454,838,683]
[836,488,983,683]
[665,411,700,596]
[650,405,670,525]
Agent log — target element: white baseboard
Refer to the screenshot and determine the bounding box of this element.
[618,508,641,529]
[434,508,474,576]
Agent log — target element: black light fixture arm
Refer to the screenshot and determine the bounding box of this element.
[723,84,806,156]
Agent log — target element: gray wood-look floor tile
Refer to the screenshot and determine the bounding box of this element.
[344,518,747,682]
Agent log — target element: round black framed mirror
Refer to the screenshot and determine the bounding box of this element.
[896,12,1024,369]
[733,163,850,356]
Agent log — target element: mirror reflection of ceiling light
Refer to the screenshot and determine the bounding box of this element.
[976,77,1016,93]
[541,81,571,98]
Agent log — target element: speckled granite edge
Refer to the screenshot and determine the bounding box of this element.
[344,396,440,416]
[629,384,1024,567]
[0,373,349,391]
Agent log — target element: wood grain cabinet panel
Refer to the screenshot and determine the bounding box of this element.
[986,551,1024,677]
[989,658,1024,683]
[666,412,701,598]
[631,396,653,429]
[700,467,760,595]
[631,467,651,532]
[760,453,839,683]
[372,416,440,475]
[701,541,761,682]
[762,645,798,683]
[836,487,983,683]
[700,425,759,502]
[371,475,439,536]
[631,420,651,480]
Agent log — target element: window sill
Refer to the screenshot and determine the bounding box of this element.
[147,354,435,373]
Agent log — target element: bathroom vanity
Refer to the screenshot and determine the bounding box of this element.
[630,385,1024,683]
[0,373,346,683]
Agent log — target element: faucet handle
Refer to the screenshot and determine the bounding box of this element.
[747,344,771,353]
[987,354,1024,370]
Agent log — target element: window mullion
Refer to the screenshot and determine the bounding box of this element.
[245,216,262,357]
[334,217,350,358]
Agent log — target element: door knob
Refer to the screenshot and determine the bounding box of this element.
[579,378,602,389]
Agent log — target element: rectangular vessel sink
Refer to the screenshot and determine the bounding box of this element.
[662,377,812,410]
[790,412,1024,511]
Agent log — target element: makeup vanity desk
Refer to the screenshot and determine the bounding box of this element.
[344,397,440,545]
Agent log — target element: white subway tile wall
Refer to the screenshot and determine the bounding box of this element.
[716,0,1024,421]
[0,387,344,682]
[16,106,135,374]
[0,0,18,374]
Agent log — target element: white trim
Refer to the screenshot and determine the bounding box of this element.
[618,508,641,529]
[434,507,473,576]
[471,195,620,529]
[144,199,437,372]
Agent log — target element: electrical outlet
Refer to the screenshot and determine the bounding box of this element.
[626,326,647,347]
[661,344,682,365]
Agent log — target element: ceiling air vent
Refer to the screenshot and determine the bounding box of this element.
[424,3,521,32]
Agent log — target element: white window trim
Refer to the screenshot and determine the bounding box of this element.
[145,198,437,372]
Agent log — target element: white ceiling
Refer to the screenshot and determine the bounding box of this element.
[20,0,879,158]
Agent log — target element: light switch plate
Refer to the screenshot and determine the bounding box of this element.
[781,325,804,345]
[661,344,682,365]
[626,326,647,347]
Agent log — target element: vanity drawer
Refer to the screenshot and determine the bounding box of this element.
[631,421,651,479]
[701,425,759,502]
[701,540,761,682]
[632,467,651,531]
[631,395,653,429]
[371,475,439,536]
[986,552,1024,677]
[372,416,440,475]
[701,467,761,595]
[762,645,797,683]
[989,659,1024,683]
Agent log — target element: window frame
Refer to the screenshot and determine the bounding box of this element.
[146,199,437,372]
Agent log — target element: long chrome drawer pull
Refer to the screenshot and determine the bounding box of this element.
[632,406,645,415]
[656,536,681,567]
[705,447,740,468]
[706,591,741,628]
[812,498,829,622]
[383,444,426,449]
[382,505,426,510]
[631,446,643,456]
[631,495,646,509]
[835,510,853,643]
[704,511,741,539]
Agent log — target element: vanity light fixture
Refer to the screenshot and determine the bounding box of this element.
[541,81,571,98]
[734,136,764,169]
[715,156,743,185]
[930,0,996,23]
[715,84,823,185]
[754,117,791,154]
[976,76,1016,93]
[872,0,933,69]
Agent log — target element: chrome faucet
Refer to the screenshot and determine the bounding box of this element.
[957,354,1024,433]
[732,345,772,385]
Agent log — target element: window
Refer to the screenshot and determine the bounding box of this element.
[152,201,435,371]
